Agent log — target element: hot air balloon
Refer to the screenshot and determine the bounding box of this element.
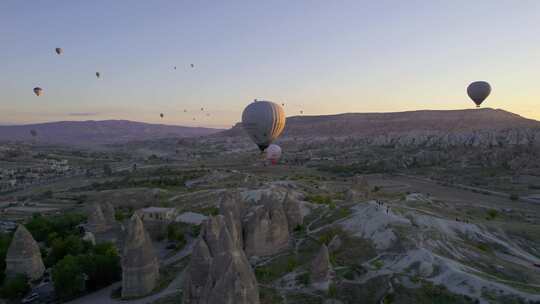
[467,81,491,108]
[160,113,164,119]
[190,64,195,68]
[266,144,282,165]
[300,110,304,114]
[281,103,285,107]
[174,66,177,70]
[241,100,286,151]
[96,72,100,79]
[30,130,37,137]
[55,48,63,55]
[200,107,204,111]
[33,87,43,96]
[184,109,187,113]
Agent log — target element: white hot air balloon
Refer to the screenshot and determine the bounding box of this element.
[266,144,282,165]
[241,100,286,151]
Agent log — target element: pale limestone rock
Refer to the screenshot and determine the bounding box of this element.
[101,202,116,226]
[311,244,333,290]
[283,191,303,231]
[86,203,110,233]
[121,215,159,298]
[183,215,259,304]
[243,194,289,257]
[5,225,45,280]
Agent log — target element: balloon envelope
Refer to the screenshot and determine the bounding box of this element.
[266,144,282,163]
[241,100,286,151]
[467,81,491,107]
[160,113,164,118]
[96,72,100,78]
[55,48,63,55]
[33,87,43,96]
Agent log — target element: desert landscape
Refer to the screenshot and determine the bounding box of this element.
[1,108,539,304]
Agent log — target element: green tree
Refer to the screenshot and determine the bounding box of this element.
[0,233,12,285]
[52,255,86,300]
[0,274,30,300]
[46,235,91,266]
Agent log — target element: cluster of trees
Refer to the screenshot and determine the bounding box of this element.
[25,213,86,244]
[52,242,121,301]
[1,213,122,301]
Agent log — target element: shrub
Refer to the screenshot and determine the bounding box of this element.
[0,233,12,285]
[296,272,311,285]
[305,195,333,206]
[328,282,338,298]
[286,256,298,272]
[0,274,29,300]
[52,255,86,300]
[486,209,498,220]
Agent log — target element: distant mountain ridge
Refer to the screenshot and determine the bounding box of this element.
[221,108,540,138]
[0,120,223,146]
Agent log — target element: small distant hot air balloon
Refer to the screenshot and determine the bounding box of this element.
[30,130,37,137]
[184,109,187,113]
[160,113,164,119]
[33,87,43,96]
[200,107,204,111]
[55,48,63,55]
[190,64,195,68]
[282,103,285,107]
[300,110,304,114]
[242,100,286,151]
[174,66,177,70]
[467,81,491,108]
[193,117,196,121]
[96,72,100,79]
[266,144,282,165]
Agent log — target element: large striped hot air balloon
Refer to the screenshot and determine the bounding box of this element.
[241,100,286,151]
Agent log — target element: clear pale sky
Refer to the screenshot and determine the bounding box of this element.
[1,0,539,128]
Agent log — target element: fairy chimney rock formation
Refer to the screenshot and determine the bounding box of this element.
[86,203,110,233]
[121,215,159,298]
[101,202,116,226]
[311,244,333,290]
[5,225,45,280]
[183,215,260,304]
[283,191,304,231]
[219,191,245,250]
[352,175,370,198]
[243,194,289,257]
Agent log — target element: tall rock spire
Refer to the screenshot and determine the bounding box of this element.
[86,203,110,233]
[6,225,45,280]
[183,215,260,304]
[121,215,159,298]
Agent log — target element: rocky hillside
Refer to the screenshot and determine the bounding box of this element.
[221,108,540,138]
[0,120,222,146]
